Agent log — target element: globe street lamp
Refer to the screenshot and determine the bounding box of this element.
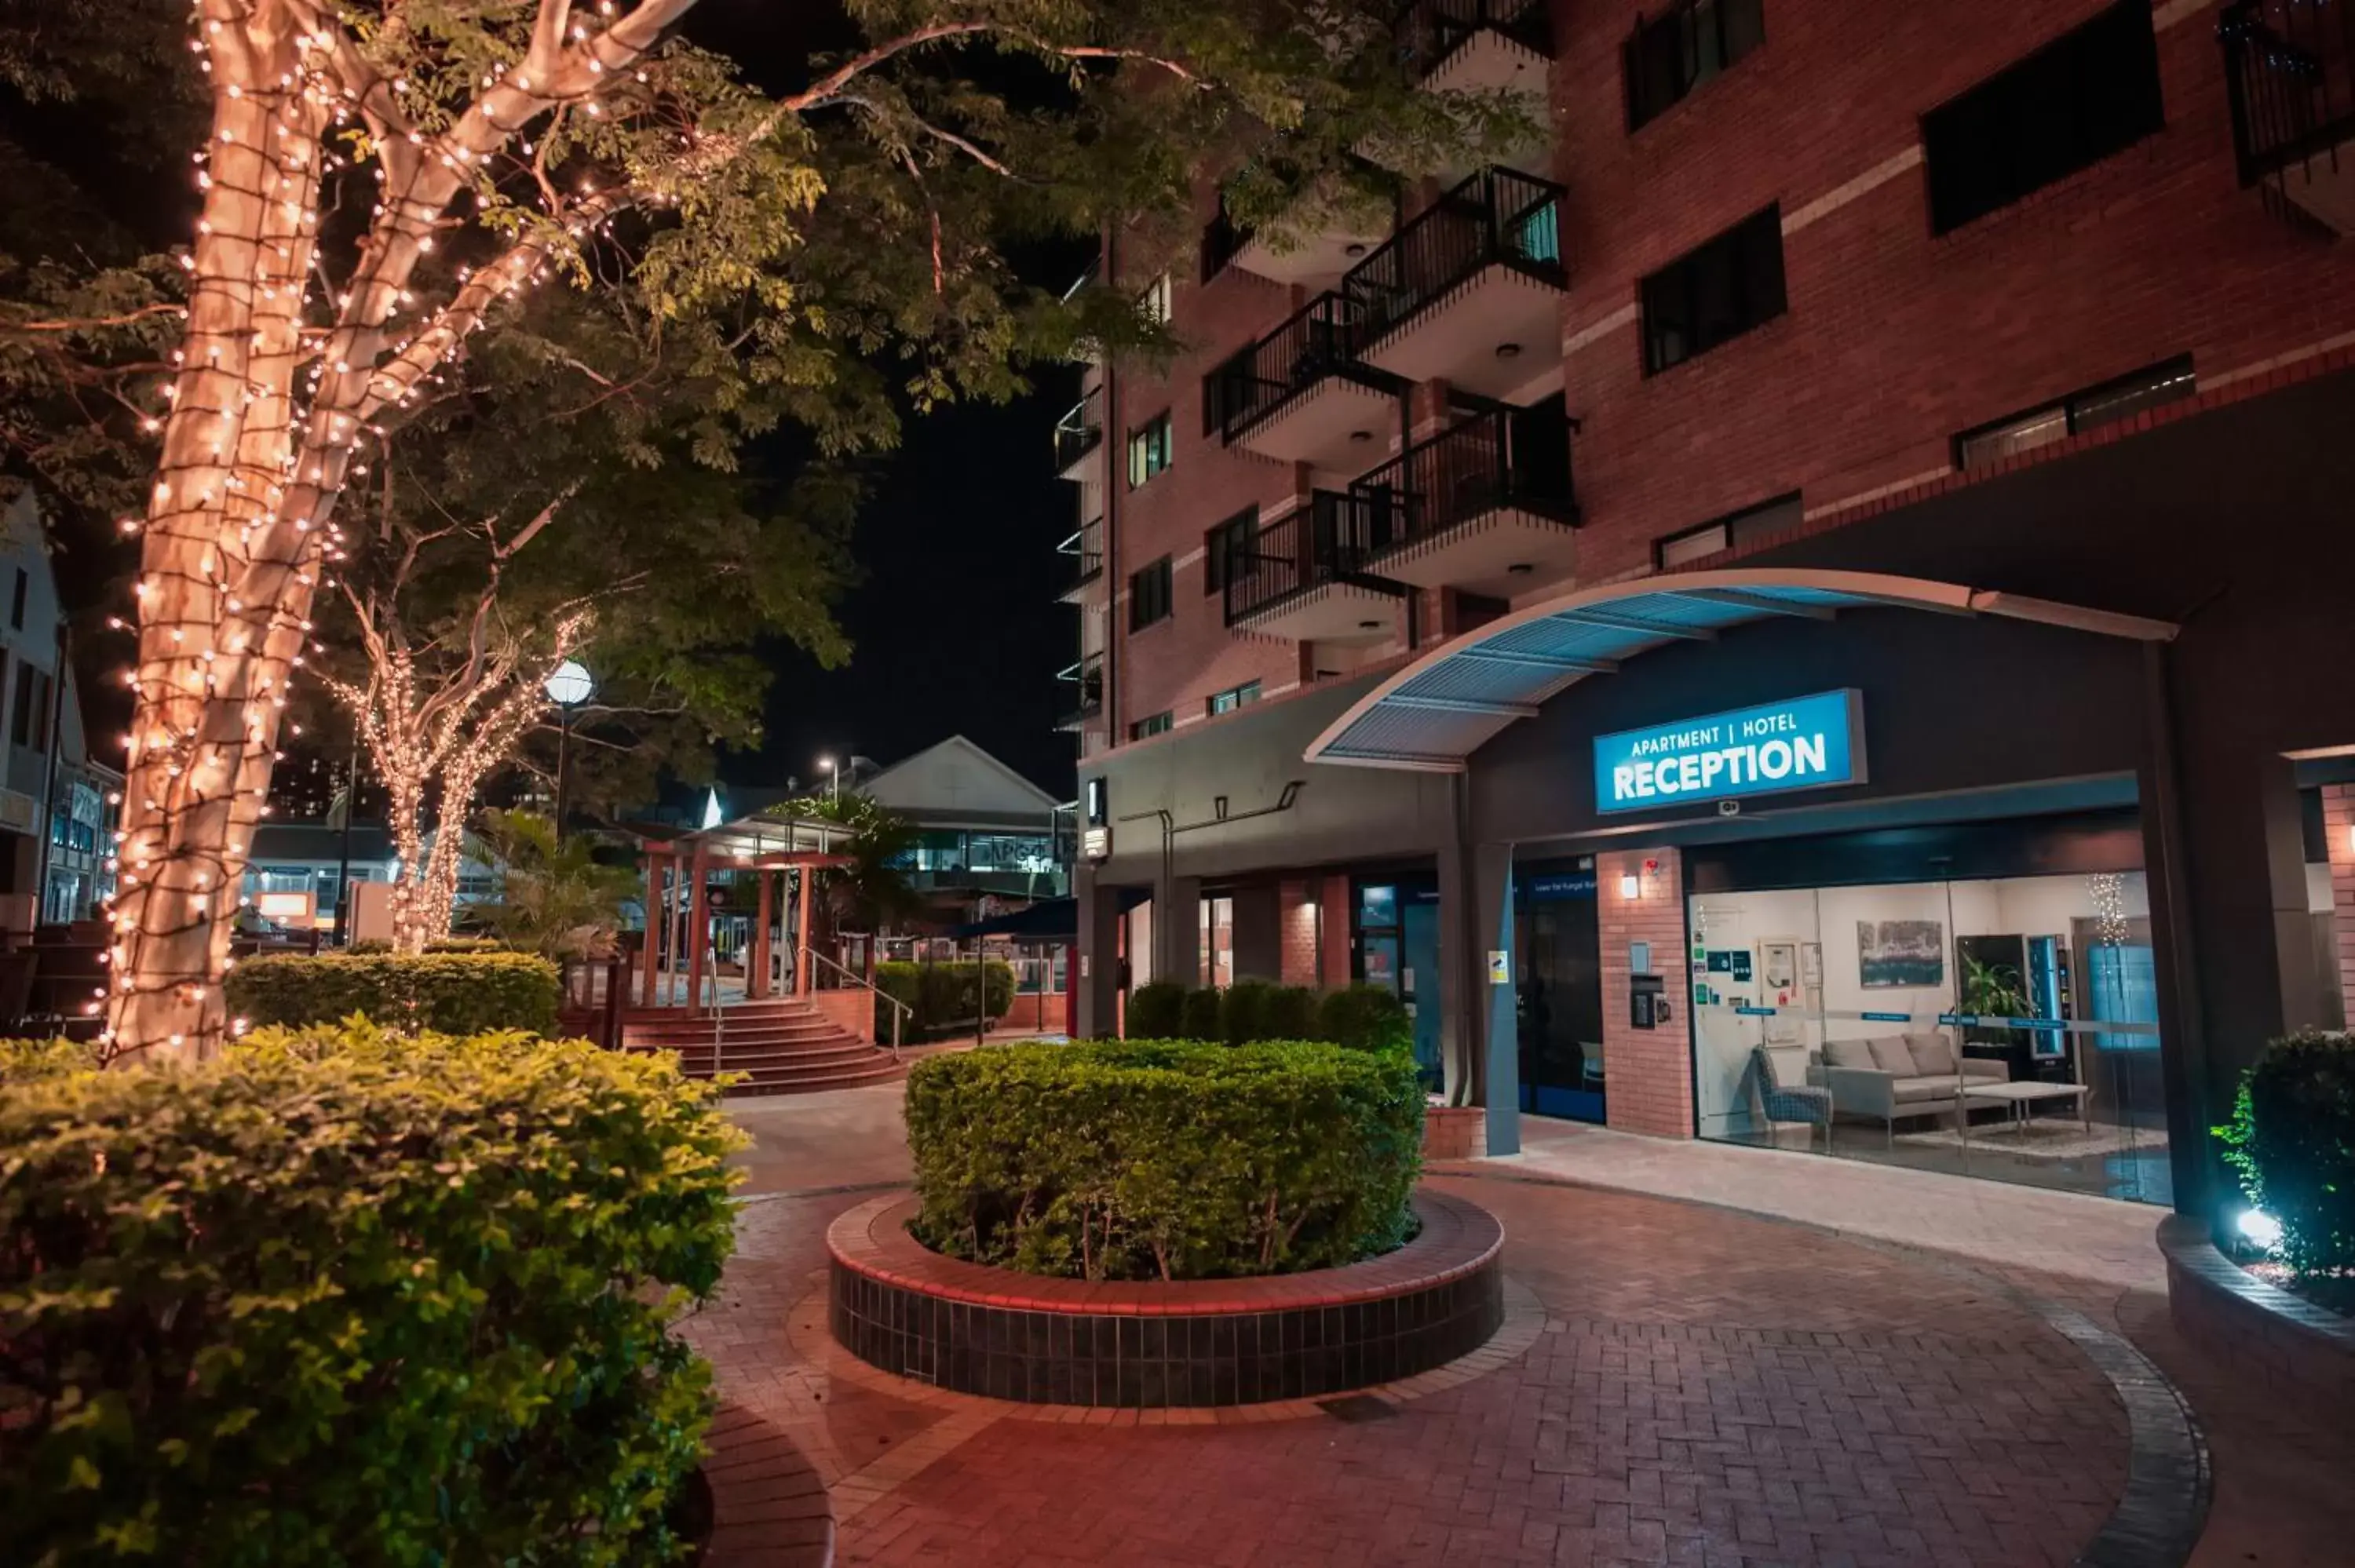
[819,754,839,805]
[545,660,594,843]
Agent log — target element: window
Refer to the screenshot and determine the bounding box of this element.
[1641,206,1786,374]
[1203,509,1255,595]
[32,672,48,752]
[1130,711,1174,740]
[1127,412,1174,487]
[1922,0,2163,235]
[1207,680,1262,717]
[1654,491,1803,568]
[10,662,31,746]
[1138,272,1172,326]
[1954,356,2194,469]
[1202,345,1253,437]
[9,568,24,631]
[1624,0,1765,132]
[1128,556,1174,631]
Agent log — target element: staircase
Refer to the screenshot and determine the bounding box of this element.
[619,997,904,1097]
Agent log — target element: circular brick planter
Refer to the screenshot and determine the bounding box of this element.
[827,1191,1504,1409]
[2159,1212,2355,1424]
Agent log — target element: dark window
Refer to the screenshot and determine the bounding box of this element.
[1653,491,1804,569]
[1203,509,1255,595]
[10,662,31,746]
[1128,556,1174,631]
[1922,0,2163,235]
[1127,412,1174,487]
[1207,680,1261,717]
[31,672,48,752]
[1129,711,1174,740]
[1953,356,2194,469]
[9,569,24,631]
[1641,206,1786,375]
[1202,345,1253,438]
[1624,0,1765,132]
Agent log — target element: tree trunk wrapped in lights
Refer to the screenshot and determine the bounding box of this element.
[101,0,1513,1056]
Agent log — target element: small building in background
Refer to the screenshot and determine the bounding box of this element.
[860,735,1072,927]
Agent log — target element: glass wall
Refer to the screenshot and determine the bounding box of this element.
[1353,878,1442,1088]
[1687,870,2170,1204]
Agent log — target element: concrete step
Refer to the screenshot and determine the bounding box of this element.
[722,1061,906,1096]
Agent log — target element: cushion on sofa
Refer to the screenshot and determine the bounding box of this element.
[1823,1037,1879,1070]
[1906,1035,1958,1075]
[1890,1074,1962,1103]
[1866,1037,1918,1075]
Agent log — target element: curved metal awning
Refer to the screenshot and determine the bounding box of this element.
[1304,568,2178,772]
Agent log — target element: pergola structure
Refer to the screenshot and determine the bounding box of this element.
[635,811,856,1011]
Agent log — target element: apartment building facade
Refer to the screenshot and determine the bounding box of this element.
[1061,0,2355,1218]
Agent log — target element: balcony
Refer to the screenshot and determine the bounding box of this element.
[2222,0,2355,234]
[1346,403,1575,597]
[1057,519,1104,603]
[1232,170,1397,290]
[1053,388,1104,480]
[1055,654,1105,731]
[1222,493,1408,644]
[1342,167,1567,398]
[1213,293,1403,471]
[1399,0,1553,99]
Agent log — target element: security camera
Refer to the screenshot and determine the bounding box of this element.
[1717,799,1742,818]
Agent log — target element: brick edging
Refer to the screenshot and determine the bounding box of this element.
[2156,1212,2355,1422]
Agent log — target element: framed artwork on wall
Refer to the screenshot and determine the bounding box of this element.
[1857,919,1945,988]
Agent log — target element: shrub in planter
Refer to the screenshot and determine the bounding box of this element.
[1126,981,1186,1039]
[904,1037,1422,1281]
[2216,1030,2355,1274]
[1179,985,1223,1041]
[1264,985,1321,1041]
[0,1020,743,1566]
[1221,978,1281,1045]
[225,950,561,1035]
[873,960,1017,1037]
[1319,982,1412,1054]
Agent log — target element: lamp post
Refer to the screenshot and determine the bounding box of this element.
[819,754,839,805]
[544,660,594,844]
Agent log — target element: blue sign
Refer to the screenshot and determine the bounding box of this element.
[1593,689,1864,814]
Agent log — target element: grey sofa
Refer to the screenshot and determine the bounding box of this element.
[1807,1034,2008,1145]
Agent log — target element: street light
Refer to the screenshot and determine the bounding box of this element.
[545,660,594,843]
[819,754,839,805]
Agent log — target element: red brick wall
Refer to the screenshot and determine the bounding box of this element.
[1597,848,1695,1139]
[808,988,873,1045]
[1278,877,1322,986]
[2321,784,2355,1019]
[1320,877,1354,989]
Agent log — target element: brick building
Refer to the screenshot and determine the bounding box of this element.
[1061,0,2355,1220]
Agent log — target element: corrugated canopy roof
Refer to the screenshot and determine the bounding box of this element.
[1305,569,2178,772]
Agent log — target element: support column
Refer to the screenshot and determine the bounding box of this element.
[685,847,709,1013]
[1075,866,1123,1038]
[1437,805,1476,1107]
[794,866,815,996]
[1319,876,1353,989]
[641,850,663,1009]
[1154,875,1202,990]
[750,869,773,1000]
[1597,847,1694,1139]
[1475,841,1520,1156]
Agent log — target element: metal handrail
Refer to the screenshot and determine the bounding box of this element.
[1397,0,1554,82]
[1341,166,1565,349]
[801,946,911,1058]
[2220,0,2355,188]
[1347,405,1576,560]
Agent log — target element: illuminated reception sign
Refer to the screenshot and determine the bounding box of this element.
[1594,689,1864,813]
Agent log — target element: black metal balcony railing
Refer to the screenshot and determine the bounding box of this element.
[2221,0,2355,191]
[1202,199,1251,283]
[1223,492,1406,625]
[1056,655,1105,730]
[1341,166,1565,349]
[1397,0,1555,83]
[1058,520,1104,591]
[1053,388,1104,472]
[1213,291,1383,443]
[1347,404,1575,557]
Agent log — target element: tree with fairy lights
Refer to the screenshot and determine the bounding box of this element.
[10,0,1517,1056]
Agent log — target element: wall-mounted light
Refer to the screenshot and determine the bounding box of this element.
[1618,873,1641,900]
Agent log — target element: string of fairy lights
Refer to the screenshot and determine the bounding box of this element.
[105,0,691,1054]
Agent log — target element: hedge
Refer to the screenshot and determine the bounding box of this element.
[0,1020,743,1565]
[1126,981,1185,1039]
[904,1037,1422,1282]
[1117,981,1410,1053]
[2217,1030,2355,1274]
[873,959,1015,1039]
[225,950,561,1036]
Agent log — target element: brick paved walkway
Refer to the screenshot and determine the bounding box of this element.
[685,1086,2276,1568]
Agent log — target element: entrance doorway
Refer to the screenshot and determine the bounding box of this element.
[1515,862,1606,1122]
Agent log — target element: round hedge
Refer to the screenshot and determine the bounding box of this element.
[903,1038,1423,1282]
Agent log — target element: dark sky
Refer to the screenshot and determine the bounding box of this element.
[730,383,1082,799]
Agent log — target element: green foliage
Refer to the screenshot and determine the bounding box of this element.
[1220,978,1280,1045]
[225,952,560,1037]
[874,959,1017,1038]
[904,1038,1422,1282]
[0,1019,744,1566]
[1263,984,1321,1041]
[466,810,642,959]
[1180,986,1224,1041]
[1126,981,1186,1040]
[2215,1031,2355,1275]
[1319,983,1413,1054]
[765,793,921,934]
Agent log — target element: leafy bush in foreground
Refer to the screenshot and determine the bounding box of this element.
[905,1037,1422,1282]
[0,1021,743,1566]
[2216,1030,2355,1275]
[225,950,560,1035]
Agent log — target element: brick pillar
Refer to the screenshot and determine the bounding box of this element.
[1320,876,1354,989]
[1278,878,1320,986]
[2323,785,2355,1021]
[1597,847,1695,1139]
